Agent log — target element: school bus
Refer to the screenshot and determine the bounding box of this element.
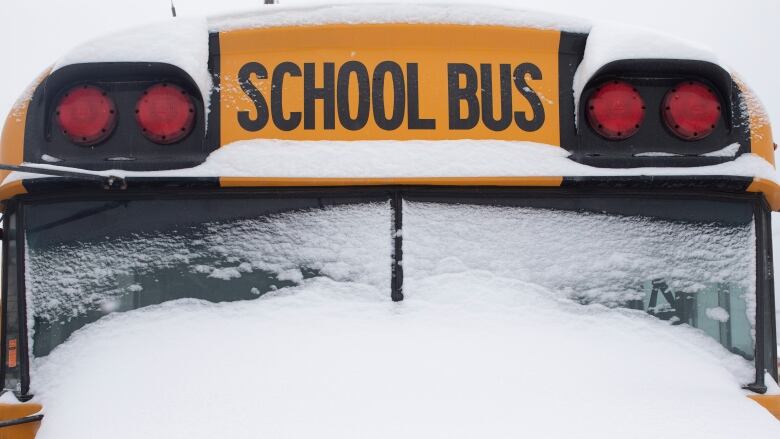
[0,5,778,436]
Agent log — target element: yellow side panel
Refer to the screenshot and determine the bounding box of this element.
[747,178,780,211]
[734,77,775,166]
[748,394,780,420]
[0,402,42,439]
[219,24,561,145]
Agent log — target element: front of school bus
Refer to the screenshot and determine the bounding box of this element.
[0,4,779,438]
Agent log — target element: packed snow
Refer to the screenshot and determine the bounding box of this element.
[24,197,779,437]
[29,275,780,439]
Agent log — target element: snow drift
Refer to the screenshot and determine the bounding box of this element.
[30,274,780,439]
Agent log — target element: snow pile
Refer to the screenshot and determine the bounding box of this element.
[29,273,780,439]
[208,3,591,32]
[52,17,212,116]
[572,22,724,111]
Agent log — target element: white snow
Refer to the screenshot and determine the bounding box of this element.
[28,274,780,439]
[706,306,731,323]
[40,154,63,163]
[208,3,591,33]
[702,143,741,158]
[52,17,212,122]
[573,22,725,115]
[3,140,778,185]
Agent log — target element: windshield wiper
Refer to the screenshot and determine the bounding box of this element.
[0,163,127,189]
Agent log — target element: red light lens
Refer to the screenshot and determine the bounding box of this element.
[663,81,721,140]
[586,81,645,140]
[135,83,195,144]
[56,85,116,145]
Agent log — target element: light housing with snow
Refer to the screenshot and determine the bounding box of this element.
[0,3,778,437]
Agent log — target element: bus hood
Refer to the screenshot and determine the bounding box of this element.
[28,273,780,439]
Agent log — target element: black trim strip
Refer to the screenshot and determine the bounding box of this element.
[0,414,43,429]
[208,32,221,151]
[0,206,10,389]
[391,192,403,301]
[562,175,753,192]
[16,204,29,397]
[558,31,587,151]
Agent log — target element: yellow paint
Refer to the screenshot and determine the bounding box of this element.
[220,176,564,187]
[734,77,775,166]
[747,178,780,211]
[0,180,27,206]
[0,69,50,185]
[0,402,42,439]
[748,394,780,420]
[219,24,561,144]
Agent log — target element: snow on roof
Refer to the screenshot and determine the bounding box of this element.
[573,21,725,115]
[29,275,780,438]
[52,17,212,117]
[208,3,592,33]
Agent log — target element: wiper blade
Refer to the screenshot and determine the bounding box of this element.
[0,163,126,189]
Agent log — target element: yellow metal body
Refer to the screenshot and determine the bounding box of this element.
[749,395,780,420]
[0,403,42,439]
[219,24,561,144]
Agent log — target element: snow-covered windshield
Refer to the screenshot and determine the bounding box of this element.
[403,196,756,360]
[24,196,392,357]
[22,194,756,362]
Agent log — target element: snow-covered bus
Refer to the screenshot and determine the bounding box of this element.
[0,4,778,438]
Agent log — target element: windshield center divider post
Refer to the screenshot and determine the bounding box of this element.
[391,190,404,302]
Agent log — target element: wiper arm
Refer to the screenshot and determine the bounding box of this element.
[0,163,126,189]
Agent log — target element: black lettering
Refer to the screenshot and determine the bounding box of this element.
[372,61,405,130]
[336,61,370,130]
[406,63,435,130]
[480,64,513,131]
[237,62,269,132]
[304,62,335,129]
[447,63,479,130]
[271,62,302,131]
[513,63,545,132]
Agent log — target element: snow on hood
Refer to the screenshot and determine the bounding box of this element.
[30,274,779,439]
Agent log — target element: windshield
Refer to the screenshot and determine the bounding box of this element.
[15,193,757,366]
[23,195,392,358]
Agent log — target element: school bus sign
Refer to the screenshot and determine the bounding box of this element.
[219,25,562,145]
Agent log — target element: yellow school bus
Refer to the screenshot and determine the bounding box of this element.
[0,4,778,436]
